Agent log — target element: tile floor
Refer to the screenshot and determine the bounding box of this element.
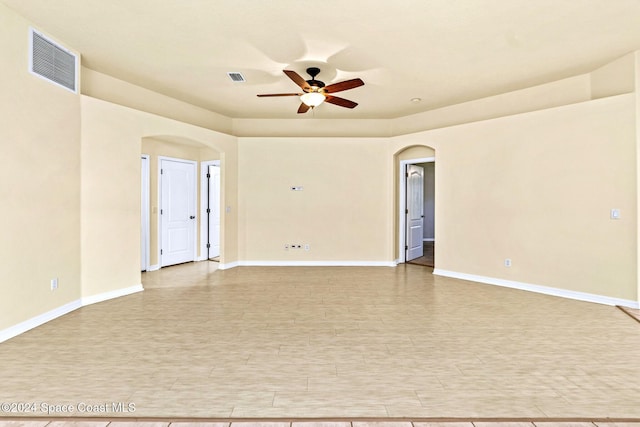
[1,419,640,427]
[618,307,640,323]
[1,262,639,421]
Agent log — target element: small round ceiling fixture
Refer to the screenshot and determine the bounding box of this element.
[411,97,422,103]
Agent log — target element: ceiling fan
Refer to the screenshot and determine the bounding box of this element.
[257,67,364,114]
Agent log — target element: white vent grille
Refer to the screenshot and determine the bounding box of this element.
[29,28,78,93]
[227,72,245,82]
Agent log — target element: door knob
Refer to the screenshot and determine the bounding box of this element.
[190,216,195,219]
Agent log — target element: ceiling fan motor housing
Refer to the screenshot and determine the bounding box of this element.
[305,67,325,90]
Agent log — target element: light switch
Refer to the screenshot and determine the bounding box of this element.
[611,208,620,219]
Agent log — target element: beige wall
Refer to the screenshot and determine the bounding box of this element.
[233,118,393,138]
[392,94,638,301]
[635,51,640,305]
[0,4,82,330]
[396,145,435,161]
[141,138,220,266]
[80,97,140,298]
[591,52,636,100]
[393,75,592,136]
[237,137,393,263]
[82,67,233,134]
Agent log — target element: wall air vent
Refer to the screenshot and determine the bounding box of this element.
[29,28,78,93]
[227,72,245,82]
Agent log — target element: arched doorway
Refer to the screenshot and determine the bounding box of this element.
[394,145,436,266]
[141,135,223,270]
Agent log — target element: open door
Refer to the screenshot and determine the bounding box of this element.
[207,164,221,259]
[406,164,424,261]
[141,155,149,271]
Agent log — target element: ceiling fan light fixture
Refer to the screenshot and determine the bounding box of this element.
[300,91,325,107]
[257,68,364,113]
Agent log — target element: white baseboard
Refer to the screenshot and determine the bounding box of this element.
[433,269,639,309]
[1,284,145,344]
[238,260,397,267]
[218,261,239,270]
[0,299,82,343]
[210,260,399,269]
[81,284,144,307]
[147,264,160,272]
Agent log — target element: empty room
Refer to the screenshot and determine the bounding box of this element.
[1,0,640,425]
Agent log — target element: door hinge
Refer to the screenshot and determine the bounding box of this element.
[206,243,211,249]
[160,249,163,255]
[206,208,211,214]
[405,209,409,214]
[405,245,408,250]
[161,168,163,175]
[406,172,409,178]
[160,209,163,215]
[206,173,210,179]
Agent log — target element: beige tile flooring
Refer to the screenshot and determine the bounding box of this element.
[1,421,640,427]
[2,421,640,427]
[1,262,640,420]
[618,307,640,323]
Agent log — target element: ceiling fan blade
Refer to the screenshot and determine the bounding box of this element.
[297,103,311,114]
[284,70,311,91]
[323,78,364,93]
[257,93,302,97]
[325,95,358,109]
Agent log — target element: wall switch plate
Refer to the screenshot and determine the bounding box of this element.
[304,244,310,251]
[50,278,58,290]
[611,208,620,219]
[504,259,512,267]
[291,186,304,191]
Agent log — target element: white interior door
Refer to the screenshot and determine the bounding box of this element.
[406,164,424,261]
[141,155,149,271]
[208,164,221,258]
[160,158,197,267]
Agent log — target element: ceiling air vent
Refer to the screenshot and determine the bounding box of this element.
[29,28,78,93]
[227,72,245,82]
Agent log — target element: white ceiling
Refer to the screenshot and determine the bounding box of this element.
[5,0,640,119]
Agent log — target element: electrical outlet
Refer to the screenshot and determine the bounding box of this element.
[504,259,512,267]
[304,244,310,251]
[50,278,58,291]
[284,244,290,250]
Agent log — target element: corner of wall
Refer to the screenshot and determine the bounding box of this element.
[590,51,636,100]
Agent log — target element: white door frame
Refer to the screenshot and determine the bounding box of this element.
[141,154,150,271]
[158,156,198,267]
[200,160,221,261]
[398,156,435,264]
